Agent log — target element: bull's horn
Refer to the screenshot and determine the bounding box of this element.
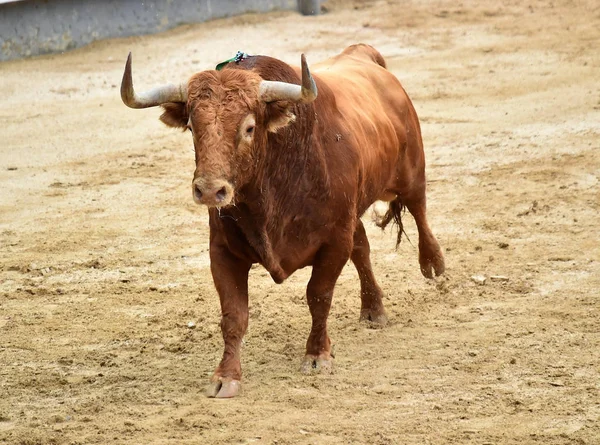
[120,52,188,108]
[259,54,317,103]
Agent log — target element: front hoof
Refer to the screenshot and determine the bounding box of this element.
[205,377,241,398]
[300,354,333,375]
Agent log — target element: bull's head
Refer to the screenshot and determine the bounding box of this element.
[121,53,317,208]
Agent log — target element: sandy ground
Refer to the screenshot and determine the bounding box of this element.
[1,0,599,443]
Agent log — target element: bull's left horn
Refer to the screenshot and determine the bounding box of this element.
[120,52,188,108]
[259,54,318,104]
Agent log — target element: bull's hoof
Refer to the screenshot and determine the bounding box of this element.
[205,377,241,398]
[420,248,445,279]
[300,354,333,375]
[359,308,388,326]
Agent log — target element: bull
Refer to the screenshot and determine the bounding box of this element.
[121,44,445,398]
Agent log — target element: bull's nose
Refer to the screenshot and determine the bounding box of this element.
[215,186,227,202]
[193,184,203,201]
[192,180,234,207]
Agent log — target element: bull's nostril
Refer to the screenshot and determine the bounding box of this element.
[215,187,227,202]
[194,185,203,201]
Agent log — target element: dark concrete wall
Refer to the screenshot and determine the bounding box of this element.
[0,0,303,61]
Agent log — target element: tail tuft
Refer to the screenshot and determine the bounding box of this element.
[374,199,407,248]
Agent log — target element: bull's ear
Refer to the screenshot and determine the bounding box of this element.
[160,102,188,129]
[265,102,296,133]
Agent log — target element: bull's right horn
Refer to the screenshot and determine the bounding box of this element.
[120,52,188,108]
[259,54,318,104]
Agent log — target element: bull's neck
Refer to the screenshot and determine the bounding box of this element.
[254,111,329,222]
[230,108,329,274]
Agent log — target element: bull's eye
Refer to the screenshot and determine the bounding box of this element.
[239,114,256,142]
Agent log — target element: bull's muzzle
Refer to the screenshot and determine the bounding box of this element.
[192,178,234,208]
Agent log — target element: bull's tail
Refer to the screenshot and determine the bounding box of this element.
[375,198,408,248]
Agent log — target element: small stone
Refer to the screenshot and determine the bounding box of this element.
[372,384,393,394]
[489,275,509,282]
[470,275,486,285]
[187,321,196,329]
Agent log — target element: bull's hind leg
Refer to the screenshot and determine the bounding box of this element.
[351,220,388,325]
[379,188,445,278]
[404,192,445,279]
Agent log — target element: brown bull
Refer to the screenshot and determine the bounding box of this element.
[121,44,445,398]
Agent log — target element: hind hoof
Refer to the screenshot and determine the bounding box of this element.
[420,249,445,279]
[300,354,334,375]
[359,308,388,326]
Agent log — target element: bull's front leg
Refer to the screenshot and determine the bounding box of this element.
[206,242,251,398]
[301,243,351,374]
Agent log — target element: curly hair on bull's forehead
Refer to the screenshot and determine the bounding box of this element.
[187,69,262,110]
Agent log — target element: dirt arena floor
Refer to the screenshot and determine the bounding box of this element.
[1,0,599,443]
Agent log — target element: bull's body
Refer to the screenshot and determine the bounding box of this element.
[215,45,424,281]
[122,44,444,398]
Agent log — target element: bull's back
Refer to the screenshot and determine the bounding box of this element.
[312,45,419,210]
